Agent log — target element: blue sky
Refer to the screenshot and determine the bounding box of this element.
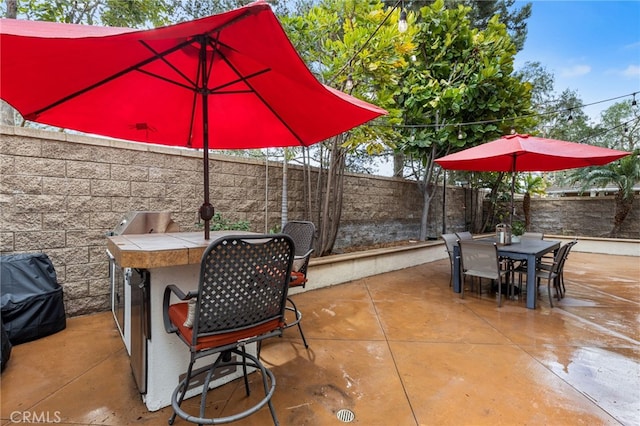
[514,1,640,122]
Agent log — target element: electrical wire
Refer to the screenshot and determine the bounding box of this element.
[369,91,639,129]
[315,2,638,143]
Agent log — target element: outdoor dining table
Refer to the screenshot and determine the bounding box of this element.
[452,237,561,309]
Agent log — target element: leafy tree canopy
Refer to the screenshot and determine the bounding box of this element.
[398,0,534,161]
[282,0,413,153]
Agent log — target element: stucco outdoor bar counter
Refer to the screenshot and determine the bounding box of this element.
[106,231,258,411]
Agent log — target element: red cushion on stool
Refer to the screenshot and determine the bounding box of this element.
[290,271,307,288]
[168,302,283,351]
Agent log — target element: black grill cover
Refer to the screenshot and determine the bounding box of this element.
[1,318,10,372]
[0,253,66,345]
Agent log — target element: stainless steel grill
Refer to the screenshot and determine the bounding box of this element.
[109,211,179,236]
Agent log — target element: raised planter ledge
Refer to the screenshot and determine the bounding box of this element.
[546,234,640,257]
[292,235,639,295]
[292,240,447,294]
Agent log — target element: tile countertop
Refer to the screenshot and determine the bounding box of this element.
[106,231,256,269]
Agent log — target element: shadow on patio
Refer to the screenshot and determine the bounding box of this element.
[1,251,639,426]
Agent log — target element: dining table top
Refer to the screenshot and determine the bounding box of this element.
[463,237,561,263]
[475,237,561,255]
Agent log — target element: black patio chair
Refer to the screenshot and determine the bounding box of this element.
[282,220,316,348]
[163,234,294,426]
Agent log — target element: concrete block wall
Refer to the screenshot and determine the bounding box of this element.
[0,127,444,315]
[1,126,637,316]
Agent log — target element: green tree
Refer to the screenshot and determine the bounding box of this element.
[453,0,531,51]
[168,0,294,21]
[398,0,534,239]
[282,0,409,255]
[10,0,173,26]
[521,173,547,230]
[514,61,555,110]
[562,101,640,237]
[389,0,532,177]
[388,1,532,51]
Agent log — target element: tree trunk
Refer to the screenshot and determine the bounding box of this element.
[417,146,438,240]
[6,0,17,17]
[523,192,531,230]
[481,172,505,232]
[317,134,346,256]
[419,179,431,240]
[302,147,313,219]
[610,191,634,237]
[393,152,404,177]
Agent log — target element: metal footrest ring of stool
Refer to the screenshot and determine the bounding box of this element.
[168,348,278,426]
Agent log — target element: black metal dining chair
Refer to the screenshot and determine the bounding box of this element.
[163,234,294,426]
[282,220,315,348]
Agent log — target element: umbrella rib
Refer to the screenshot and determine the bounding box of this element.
[208,68,271,93]
[215,48,306,145]
[139,39,200,90]
[134,68,196,92]
[25,8,262,119]
[202,35,274,93]
[137,5,260,92]
[26,37,200,119]
[134,39,270,94]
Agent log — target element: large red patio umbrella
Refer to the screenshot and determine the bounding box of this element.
[0,1,387,239]
[435,133,631,224]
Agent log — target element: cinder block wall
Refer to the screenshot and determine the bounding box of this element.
[1,127,456,315]
[1,126,637,316]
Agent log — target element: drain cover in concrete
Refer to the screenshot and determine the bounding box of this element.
[336,408,355,422]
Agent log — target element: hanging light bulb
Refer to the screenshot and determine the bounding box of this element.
[457,126,463,140]
[345,74,353,90]
[632,93,638,110]
[567,109,574,125]
[510,127,516,135]
[398,9,408,33]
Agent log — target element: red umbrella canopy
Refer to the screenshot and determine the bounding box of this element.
[435,134,630,172]
[1,1,387,239]
[0,1,386,150]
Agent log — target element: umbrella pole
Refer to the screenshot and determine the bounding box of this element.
[201,148,213,240]
[510,172,515,227]
[198,36,214,240]
[510,154,516,227]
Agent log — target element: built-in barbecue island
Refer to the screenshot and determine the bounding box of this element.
[106,213,257,411]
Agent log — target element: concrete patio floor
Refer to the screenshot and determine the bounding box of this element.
[1,251,639,425]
